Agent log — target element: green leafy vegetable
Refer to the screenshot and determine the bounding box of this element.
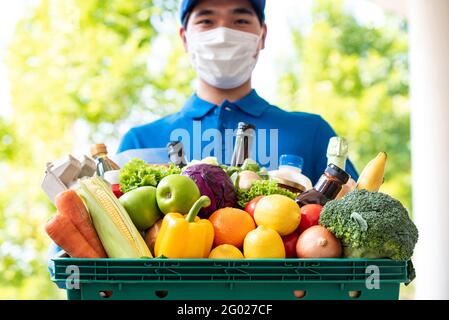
[237,180,296,208]
[220,159,268,180]
[221,165,241,177]
[241,159,260,172]
[119,158,181,193]
[257,167,269,180]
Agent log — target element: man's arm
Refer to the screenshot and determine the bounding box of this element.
[47,242,67,289]
[117,129,141,153]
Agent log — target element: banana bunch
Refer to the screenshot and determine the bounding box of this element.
[356,152,387,192]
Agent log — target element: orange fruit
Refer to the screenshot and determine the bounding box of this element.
[209,245,244,259]
[209,208,256,248]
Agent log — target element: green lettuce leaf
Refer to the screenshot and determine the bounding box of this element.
[119,158,181,193]
[237,180,296,208]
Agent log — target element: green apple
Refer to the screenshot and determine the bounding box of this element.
[119,186,162,231]
[156,174,201,215]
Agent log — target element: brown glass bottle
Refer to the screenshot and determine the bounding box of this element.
[90,143,120,177]
[296,164,349,207]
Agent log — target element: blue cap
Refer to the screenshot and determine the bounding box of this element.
[280,155,304,170]
[180,0,266,26]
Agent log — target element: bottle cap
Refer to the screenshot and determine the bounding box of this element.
[280,155,304,170]
[91,144,108,157]
[325,164,350,184]
[103,170,121,185]
[327,137,348,157]
[237,122,256,131]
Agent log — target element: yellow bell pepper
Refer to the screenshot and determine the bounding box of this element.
[155,196,214,258]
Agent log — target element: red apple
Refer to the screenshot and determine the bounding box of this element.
[282,232,299,258]
[296,204,323,235]
[244,196,264,219]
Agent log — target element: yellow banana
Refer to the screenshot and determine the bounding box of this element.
[356,152,387,192]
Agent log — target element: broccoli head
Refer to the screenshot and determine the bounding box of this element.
[319,190,418,261]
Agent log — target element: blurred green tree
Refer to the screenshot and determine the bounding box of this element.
[0,119,16,161]
[277,0,411,209]
[1,0,193,299]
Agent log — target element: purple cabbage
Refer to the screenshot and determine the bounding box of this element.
[182,164,237,218]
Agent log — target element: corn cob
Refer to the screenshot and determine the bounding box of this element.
[78,176,152,258]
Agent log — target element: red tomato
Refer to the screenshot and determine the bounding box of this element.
[244,196,264,219]
[296,204,323,235]
[282,232,299,258]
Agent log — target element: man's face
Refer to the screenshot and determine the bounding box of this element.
[180,0,267,51]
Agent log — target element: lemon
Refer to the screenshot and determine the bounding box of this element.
[209,244,244,259]
[254,195,301,236]
[243,226,286,259]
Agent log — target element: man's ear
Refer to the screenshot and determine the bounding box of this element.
[180,27,188,52]
[260,24,268,50]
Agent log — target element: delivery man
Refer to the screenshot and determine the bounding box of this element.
[117,0,359,183]
[48,0,358,281]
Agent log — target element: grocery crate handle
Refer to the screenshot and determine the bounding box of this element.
[405,260,416,286]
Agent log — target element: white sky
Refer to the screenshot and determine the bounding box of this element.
[252,0,314,101]
[0,0,28,119]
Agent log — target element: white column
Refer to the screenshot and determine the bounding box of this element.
[410,0,449,300]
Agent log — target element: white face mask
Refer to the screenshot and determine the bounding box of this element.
[186,27,262,90]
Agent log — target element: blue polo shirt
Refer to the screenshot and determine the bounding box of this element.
[118,89,358,184]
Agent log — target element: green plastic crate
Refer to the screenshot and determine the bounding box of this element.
[52,258,411,300]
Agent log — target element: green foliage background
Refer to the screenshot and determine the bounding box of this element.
[0,0,411,299]
[277,0,410,209]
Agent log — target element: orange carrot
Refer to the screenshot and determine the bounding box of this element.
[45,214,100,258]
[55,190,107,258]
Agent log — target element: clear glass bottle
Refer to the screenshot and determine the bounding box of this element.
[90,143,120,178]
[231,122,256,167]
[296,164,350,207]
